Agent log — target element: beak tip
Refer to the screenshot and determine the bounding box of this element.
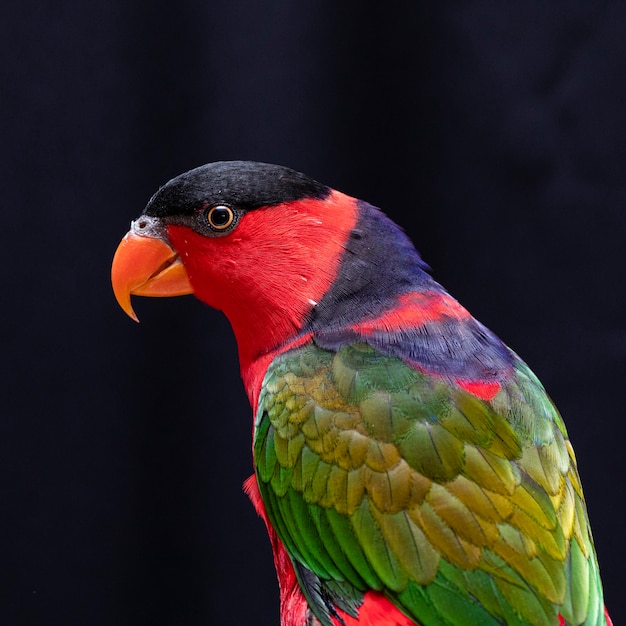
[113,289,141,323]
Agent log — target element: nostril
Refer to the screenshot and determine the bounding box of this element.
[132,218,153,234]
[131,215,164,238]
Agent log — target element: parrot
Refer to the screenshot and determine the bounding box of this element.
[111,161,612,626]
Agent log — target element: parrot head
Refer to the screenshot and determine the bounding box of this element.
[111,160,429,371]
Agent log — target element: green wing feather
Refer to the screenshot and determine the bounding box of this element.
[253,341,605,626]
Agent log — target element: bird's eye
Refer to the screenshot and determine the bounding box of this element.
[205,205,235,231]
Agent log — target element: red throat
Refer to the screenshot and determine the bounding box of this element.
[166,190,358,375]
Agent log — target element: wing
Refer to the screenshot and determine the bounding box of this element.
[253,340,605,626]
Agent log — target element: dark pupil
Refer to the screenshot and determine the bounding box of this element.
[212,207,230,226]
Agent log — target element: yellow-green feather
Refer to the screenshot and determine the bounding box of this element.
[253,341,606,626]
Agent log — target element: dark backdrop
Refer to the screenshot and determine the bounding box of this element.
[2,2,624,624]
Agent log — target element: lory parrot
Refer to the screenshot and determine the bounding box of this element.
[111,161,612,626]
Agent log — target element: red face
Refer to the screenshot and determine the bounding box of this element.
[111,190,358,368]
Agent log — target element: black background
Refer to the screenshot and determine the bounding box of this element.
[2,2,625,624]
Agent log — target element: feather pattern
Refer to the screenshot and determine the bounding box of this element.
[254,338,606,626]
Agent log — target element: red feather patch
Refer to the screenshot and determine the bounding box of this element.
[351,291,471,332]
[333,592,418,626]
[455,379,501,401]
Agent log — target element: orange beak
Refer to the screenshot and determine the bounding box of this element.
[111,230,194,322]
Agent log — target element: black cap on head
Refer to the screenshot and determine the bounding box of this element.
[145,161,331,217]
